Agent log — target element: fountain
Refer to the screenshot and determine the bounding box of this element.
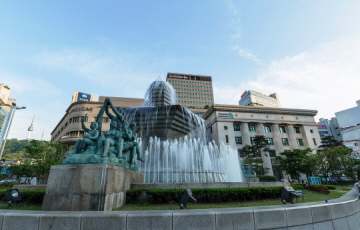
[124,76,243,183]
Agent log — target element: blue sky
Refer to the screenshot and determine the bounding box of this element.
[2,1,360,140]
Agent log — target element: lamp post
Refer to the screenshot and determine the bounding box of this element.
[0,103,26,159]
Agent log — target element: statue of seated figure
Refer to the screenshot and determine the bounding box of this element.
[97,121,123,157]
[122,122,144,169]
[69,115,99,154]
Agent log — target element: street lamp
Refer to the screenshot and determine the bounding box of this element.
[0,103,26,159]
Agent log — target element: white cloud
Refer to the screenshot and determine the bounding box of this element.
[214,36,360,120]
[0,72,61,96]
[224,1,260,63]
[232,45,260,63]
[32,49,155,97]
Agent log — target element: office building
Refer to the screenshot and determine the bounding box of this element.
[166,72,214,117]
[335,100,360,142]
[239,90,281,108]
[0,84,16,151]
[203,104,321,179]
[316,117,342,142]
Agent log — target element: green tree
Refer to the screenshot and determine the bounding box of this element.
[8,164,36,181]
[204,104,210,109]
[274,148,315,180]
[2,138,30,161]
[319,136,343,150]
[241,135,270,175]
[314,145,353,178]
[24,140,68,179]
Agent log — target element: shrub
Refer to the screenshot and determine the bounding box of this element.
[127,187,282,204]
[337,180,357,185]
[0,182,18,189]
[257,175,277,182]
[291,183,305,190]
[307,185,329,194]
[323,185,336,190]
[0,189,45,204]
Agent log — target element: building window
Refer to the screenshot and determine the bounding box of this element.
[235,137,242,144]
[279,126,286,133]
[250,137,255,145]
[264,125,271,133]
[282,138,289,146]
[249,125,256,132]
[268,150,276,157]
[297,139,304,146]
[294,127,301,133]
[233,124,241,131]
[266,138,274,145]
[225,135,229,143]
[310,129,313,133]
[224,126,228,130]
[313,138,317,145]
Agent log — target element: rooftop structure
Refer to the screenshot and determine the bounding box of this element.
[239,90,281,108]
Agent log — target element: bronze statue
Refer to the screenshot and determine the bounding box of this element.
[62,98,143,171]
[68,114,99,154]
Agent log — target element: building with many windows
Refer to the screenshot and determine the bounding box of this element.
[166,72,214,117]
[0,83,16,152]
[203,104,321,180]
[51,96,143,148]
[316,117,342,142]
[239,90,281,108]
[335,100,360,142]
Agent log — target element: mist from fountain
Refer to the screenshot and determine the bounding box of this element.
[124,77,244,183]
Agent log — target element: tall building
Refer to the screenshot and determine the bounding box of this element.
[0,84,16,152]
[166,72,214,117]
[239,90,281,108]
[203,104,321,180]
[316,117,342,142]
[335,100,360,142]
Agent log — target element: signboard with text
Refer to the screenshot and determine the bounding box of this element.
[77,92,91,102]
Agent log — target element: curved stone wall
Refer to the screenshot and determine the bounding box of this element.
[0,189,358,230]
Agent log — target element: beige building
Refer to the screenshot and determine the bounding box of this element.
[239,90,281,108]
[203,104,321,179]
[51,96,143,148]
[166,72,213,117]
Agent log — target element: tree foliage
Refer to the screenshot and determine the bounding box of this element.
[319,136,343,150]
[313,145,354,177]
[2,138,30,161]
[24,140,68,179]
[274,148,315,179]
[241,135,270,174]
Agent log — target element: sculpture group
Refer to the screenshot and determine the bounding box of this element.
[62,97,144,170]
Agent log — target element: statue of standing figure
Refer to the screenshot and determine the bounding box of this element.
[62,97,144,171]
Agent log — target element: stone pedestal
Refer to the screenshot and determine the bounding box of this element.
[42,164,143,211]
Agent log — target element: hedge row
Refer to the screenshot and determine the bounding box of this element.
[337,180,357,185]
[0,189,45,204]
[307,185,329,194]
[127,186,282,204]
[0,182,18,189]
[257,175,277,182]
[323,185,336,190]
